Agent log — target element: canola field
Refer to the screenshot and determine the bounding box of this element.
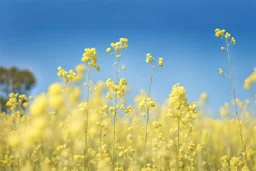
[1,29,256,171]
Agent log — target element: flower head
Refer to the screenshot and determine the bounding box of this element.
[82,48,100,71]
[157,57,164,66]
[146,53,154,63]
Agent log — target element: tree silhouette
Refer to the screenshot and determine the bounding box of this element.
[0,66,36,111]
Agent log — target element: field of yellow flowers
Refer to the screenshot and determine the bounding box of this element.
[1,29,256,171]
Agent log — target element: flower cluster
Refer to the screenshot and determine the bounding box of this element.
[146,53,164,67]
[6,93,29,111]
[157,57,164,67]
[29,93,48,116]
[48,82,63,110]
[73,64,86,82]
[106,38,128,54]
[138,97,156,111]
[82,48,100,71]
[57,66,77,83]
[146,53,154,63]
[167,84,197,121]
[105,78,128,98]
[215,28,236,44]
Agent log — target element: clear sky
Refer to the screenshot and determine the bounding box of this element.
[1,0,256,116]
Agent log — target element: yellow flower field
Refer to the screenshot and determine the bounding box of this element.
[1,30,256,171]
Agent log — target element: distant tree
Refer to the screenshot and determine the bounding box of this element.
[0,66,36,111]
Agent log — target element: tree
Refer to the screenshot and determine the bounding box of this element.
[0,66,36,111]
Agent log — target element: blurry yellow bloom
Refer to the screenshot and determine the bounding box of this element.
[119,78,127,86]
[48,82,62,95]
[157,57,164,66]
[23,102,29,108]
[30,93,48,116]
[219,68,225,77]
[146,53,154,63]
[225,32,231,39]
[49,95,63,110]
[215,28,226,37]
[76,64,86,72]
[231,37,236,44]
[152,121,162,129]
[244,68,256,90]
[106,47,111,52]
[220,102,230,117]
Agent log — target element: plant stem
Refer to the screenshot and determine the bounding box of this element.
[144,64,154,164]
[225,39,249,168]
[99,114,103,146]
[112,58,120,166]
[84,66,91,171]
[177,101,181,171]
[144,108,149,163]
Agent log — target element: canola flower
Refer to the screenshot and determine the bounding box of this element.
[106,38,129,165]
[57,66,77,84]
[81,47,100,170]
[215,28,250,169]
[167,83,197,170]
[140,53,164,165]
[1,33,256,171]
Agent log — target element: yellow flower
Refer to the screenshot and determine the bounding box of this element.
[75,64,86,73]
[48,82,62,95]
[49,95,63,110]
[220,102,230,117]
[231,37,236,44]
[244,67,256,90]
[157,57,164,66]
[119,78,127,86]
[30,93,48,116]
[219,68,224,77]
[108,38,128,53]
[82,48,100,71]
[225,32,231,39]
[215,28,225,37]
[57,66,77,82]
[106,47,111,52]
[167,83,197,120]
[146,53,154,63]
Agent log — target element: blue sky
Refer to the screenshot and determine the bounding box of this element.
[1,0,256,116]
